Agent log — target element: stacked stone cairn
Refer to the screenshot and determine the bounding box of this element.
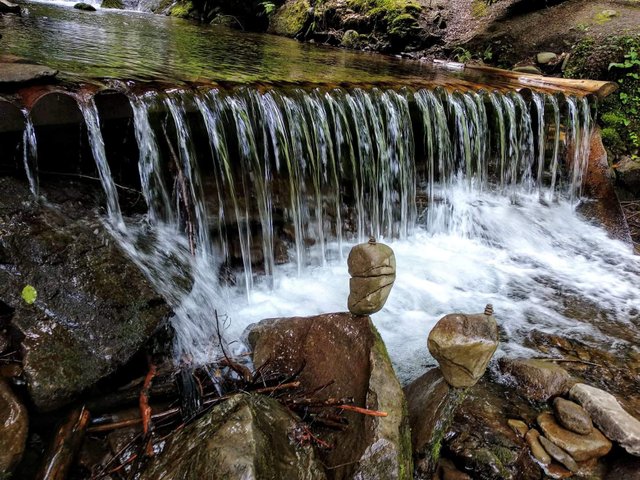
[504,372,640,477]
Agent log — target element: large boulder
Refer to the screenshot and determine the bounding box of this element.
[537,412,612,462]
[427,306,498,387]
[0,178,171,410]
[570,383,640,457]
[498,358,574,402]
[246,312,412,480]
[141,394,327,480]
[0,380,28,473]
[347,238,396,316]
[403,368,465,477]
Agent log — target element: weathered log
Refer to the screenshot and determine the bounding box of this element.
[38,407,91,480]
[464,64,618,99]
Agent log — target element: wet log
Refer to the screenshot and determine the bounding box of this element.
[38,406,91,480]
[463,64,618,99]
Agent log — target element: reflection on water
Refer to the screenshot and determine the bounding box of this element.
[1,2,438,84]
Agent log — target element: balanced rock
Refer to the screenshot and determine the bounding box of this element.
[537,412,612,462]
[553,397,592,435]
[498,358,573,402]
[570,383,640,456]
[0,380,28,472]
[427,305,498,387]
[347,238,396,315]
[538,435,579,473]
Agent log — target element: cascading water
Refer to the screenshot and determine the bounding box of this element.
[21,112,39,197]
[22,85,640,381]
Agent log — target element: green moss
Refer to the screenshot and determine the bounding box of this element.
[269,0,311,37]
[100,0,123,9]
[565,35,640,158]
[471,0,488,18]
[389,13,420,42]
[169,0,194,18]
[346,0,421,24]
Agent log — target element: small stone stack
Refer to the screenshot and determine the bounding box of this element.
[427,304,499,388]
[508,381,640,476]
[347,238,396,315]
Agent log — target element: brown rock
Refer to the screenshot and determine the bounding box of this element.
[347,239,396,315]
[498,358,573,402]
[0,380,28,472]
[570,383,640,457]
[537,412,612,462]
[434,457,472,480]
[507,419,529,438]
[445,379,541,480]
[538,435,579,472]
[553,397,592,435]
[525,428,551,465]
[427,308,499,388]
[247,313,411,480]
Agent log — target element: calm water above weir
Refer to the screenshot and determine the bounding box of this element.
[1,2,439,85]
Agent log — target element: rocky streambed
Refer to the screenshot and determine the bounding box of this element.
[1,173,639,479]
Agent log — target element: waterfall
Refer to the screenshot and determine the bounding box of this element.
[24,85,624,369]
[21,112,39,197]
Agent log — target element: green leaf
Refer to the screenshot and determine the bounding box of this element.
[21,285,37,305]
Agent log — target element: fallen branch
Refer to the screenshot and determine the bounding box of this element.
[338,405,388,417]
[39,407,91,480]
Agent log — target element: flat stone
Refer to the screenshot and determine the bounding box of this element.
[525,428,551,465]
[498,358,573,402]
[512,65,542,75]
[428,309,498,388]
[0,380,28,472]
[537,412,612,462]
[536,52,558,65]
[140,394,327,480]
[553,397,592,435]
[0,63,58,85]
[570,383,640,457]
[538,435,579,472]
[507,419,529,438]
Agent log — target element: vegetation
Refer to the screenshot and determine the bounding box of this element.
[565,36,640,160]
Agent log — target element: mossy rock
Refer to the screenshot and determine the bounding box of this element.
[388,13,420,44]
[269,0,311,38]
[168,0,194,18]
[100,0,123,9]
[73,2,96,11]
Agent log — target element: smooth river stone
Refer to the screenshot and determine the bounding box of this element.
[0,380,28,472]
[537,412,611,462]
[525,428,551,465]
[553,397,593,435]
[570,383,640,457]
[538,436,579,473]
[427,310,498,388]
